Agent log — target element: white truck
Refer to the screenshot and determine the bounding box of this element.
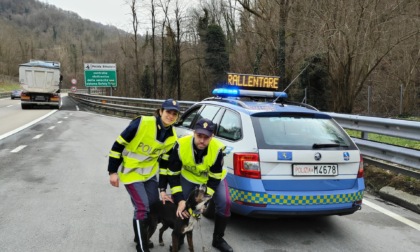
[19,60,62,109]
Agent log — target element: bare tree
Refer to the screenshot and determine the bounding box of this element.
[236,0,293,88]
[174,0,182,100]
[158,0,171,97]
[128,0,142,97]
[157,0,185,100]
[150,0,158,98]
[384,40,420,115]
[310,0,420,113]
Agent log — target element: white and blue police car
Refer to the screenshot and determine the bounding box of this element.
[175,87,364,217]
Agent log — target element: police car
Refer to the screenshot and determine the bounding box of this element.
[175,87,364,217]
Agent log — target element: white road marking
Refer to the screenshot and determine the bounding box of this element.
[363,199,420,231]
[33,134,43,139]
[57,121,63,124]
[48,126,55,130]
[7,105,13,107]
[64,117,68,119]
[0,110,57,140]
[11,145,27,153]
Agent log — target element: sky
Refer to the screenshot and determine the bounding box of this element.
[43,0,201,33]
[43,0,133,31]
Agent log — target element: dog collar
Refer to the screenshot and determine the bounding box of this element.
[188,208,201,219]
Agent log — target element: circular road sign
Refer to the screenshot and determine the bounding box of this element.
[71,86,77,92]
[71,78,77,85]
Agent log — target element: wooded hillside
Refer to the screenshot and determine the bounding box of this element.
[0,0,419,116]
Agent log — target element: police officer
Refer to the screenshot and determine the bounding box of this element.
[108,99,180,252]
[164,118,233,252]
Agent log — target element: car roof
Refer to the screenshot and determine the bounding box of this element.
[197,97,331,118]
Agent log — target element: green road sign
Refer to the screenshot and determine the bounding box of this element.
[84,63,117,87]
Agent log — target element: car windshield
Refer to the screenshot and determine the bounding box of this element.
[251,114,356,150]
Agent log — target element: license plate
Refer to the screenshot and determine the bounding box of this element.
[292,164,338,176]
[35,96,46,101]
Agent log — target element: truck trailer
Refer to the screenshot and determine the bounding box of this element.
[19,60,62,109]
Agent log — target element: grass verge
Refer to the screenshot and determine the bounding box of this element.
[364,164,420,197]
[0,82,20,92]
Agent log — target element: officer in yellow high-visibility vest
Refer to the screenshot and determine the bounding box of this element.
[108,99,179,252]
[164,118,233,252]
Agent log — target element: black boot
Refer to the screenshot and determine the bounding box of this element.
[134,219,151,252]
[133,219,154,248]
[212,215,233,252]
[133,219,139,244]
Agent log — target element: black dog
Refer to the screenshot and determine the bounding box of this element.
[148,185,211,252]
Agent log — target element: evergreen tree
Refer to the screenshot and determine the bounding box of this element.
[204,24,229,88]
[298,54,329,111]
[141,65,151,98]
[164,25,177,97]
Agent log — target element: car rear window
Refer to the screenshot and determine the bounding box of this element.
[251,114,357,150]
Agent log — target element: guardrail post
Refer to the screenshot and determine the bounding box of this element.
[361,131,369,140]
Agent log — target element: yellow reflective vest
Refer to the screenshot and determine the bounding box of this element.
[178,135,227,185]
[119,116,177,184]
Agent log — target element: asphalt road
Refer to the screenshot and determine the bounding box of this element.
[0,96,419,252]
[0,98,55,137]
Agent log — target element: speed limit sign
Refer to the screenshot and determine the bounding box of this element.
[71,78,77,85]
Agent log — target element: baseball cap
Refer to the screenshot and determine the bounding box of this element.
[161,99,180,112]
[194,118,215,137]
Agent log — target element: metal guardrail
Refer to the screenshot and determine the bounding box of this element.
[0,92,11,99]
[61,89,105,95]
[328,113,420,141]
[328,112,420,178]
[68,93,420,178]
[69,93,195,118]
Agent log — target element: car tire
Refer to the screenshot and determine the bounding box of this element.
[202,198,215,219]
[21,104,31,109]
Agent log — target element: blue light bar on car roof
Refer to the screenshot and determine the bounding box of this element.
[212,88,288,99]
[212,88,240,97]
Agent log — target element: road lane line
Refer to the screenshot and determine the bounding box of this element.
[363,199,420,231]
[11,145,27,153]
[33,134,43,139]
[48,126,55,130]
[57,121,63,124]
[0,110,57,140]
[7,105,13,107]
